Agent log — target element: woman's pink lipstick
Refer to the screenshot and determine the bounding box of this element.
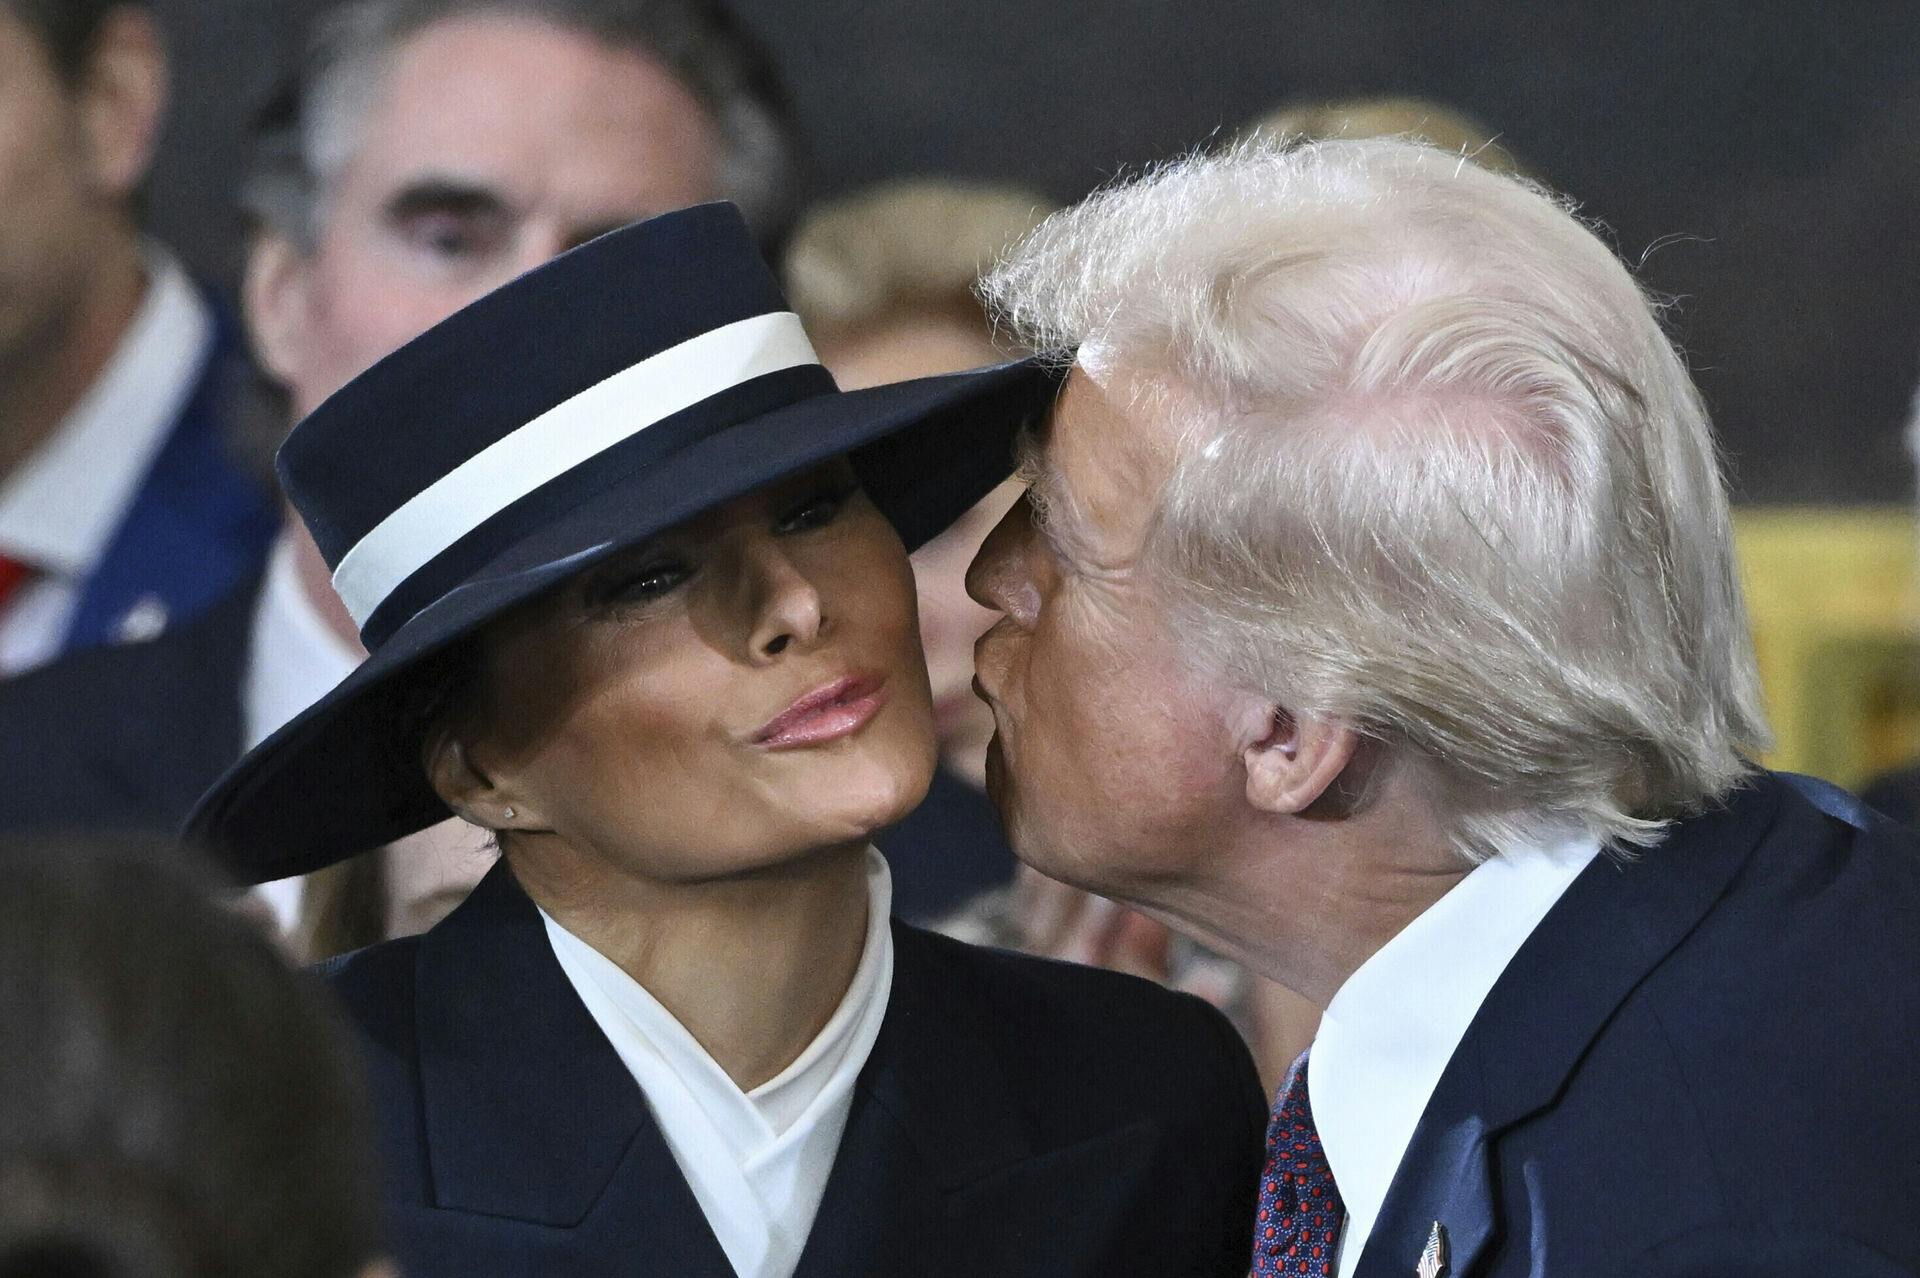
[754,673,888,749]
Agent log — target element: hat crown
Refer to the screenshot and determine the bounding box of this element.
[279,202,792,578]
[275,203,837,649]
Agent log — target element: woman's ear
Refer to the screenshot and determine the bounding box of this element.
[424,731,538,833]
[1237,703,1361,817]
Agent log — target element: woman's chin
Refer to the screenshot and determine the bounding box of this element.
[803,759,933,842]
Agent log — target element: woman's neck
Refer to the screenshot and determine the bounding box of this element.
[509,839,874,1091]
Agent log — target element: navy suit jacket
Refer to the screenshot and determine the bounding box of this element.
[324,859,1267,1277]
[0,567,257,835]
[56,288,276,657]
[1350,771,1920,1278]
[1862,763,1920,828]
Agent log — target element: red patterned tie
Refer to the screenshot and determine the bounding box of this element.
[0,554,33,614]
[1250,1050,1343,1277]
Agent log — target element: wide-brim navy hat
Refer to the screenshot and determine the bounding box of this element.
[186,202,1057,883]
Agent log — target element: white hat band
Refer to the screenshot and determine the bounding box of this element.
[330,310,820,627]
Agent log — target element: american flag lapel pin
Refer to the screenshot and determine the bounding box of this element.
[1416,1221,1448,1278]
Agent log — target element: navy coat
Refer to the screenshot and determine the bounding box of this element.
[324,859,1268,1276]
[1350,771,1920,1278]
[0,568,258,834]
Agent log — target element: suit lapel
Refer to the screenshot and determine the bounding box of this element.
[1353,775,1785,1277]
[412,860,734,1274]
[798,924,1174,1277]
[66,300,276,656]
[794,922,1036,1276]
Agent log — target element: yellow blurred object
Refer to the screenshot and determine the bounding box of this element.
[1733,507,1920,789]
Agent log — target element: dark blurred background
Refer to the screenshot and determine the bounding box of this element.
[147,0,1920,505]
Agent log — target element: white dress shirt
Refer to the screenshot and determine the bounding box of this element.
[244,533,364,933]
[1311,829,1602,1278]
[0,246,213,674]
[543,849,894,1278]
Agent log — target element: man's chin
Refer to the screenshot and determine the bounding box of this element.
[980,738,1063,883]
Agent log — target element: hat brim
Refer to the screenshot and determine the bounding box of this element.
[185,357,1060,883]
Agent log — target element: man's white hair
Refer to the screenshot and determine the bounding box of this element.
[984,138,1769,861]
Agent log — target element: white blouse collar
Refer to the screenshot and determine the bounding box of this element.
[541,847,894,1278]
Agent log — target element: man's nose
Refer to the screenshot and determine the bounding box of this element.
[966,495,1041,628]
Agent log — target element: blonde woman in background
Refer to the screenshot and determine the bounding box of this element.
[1246,94,1533,180]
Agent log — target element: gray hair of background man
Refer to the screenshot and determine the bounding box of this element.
[244,0,801,251]
[985,137,1770,862]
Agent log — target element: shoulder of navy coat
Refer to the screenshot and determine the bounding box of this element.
[1351,769,1920,1278]
[321,859,1268,1278]
[60,283,278,656]
[0,566,257,836]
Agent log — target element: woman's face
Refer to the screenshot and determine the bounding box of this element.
[817,316,1014,788]
[446,460,937,882]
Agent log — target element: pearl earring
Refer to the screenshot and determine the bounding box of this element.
[502,807,516,820]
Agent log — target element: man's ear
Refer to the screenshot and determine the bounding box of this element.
[1237,703,1362,817]
[423,730,540,834]
[244,230,311,389]
[73,7,168,200]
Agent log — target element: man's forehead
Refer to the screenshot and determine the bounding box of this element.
[1048,367,1176,502]
[342,14,719,204]
[1029,366,1174,566]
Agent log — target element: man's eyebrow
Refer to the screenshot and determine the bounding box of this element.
[1010,422,1052,504]
[1012,422,1089,562]
[382,177,512,225]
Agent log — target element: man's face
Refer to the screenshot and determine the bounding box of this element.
[253,14,724,416]
[966,369,1248,899]
[0,10,125,388]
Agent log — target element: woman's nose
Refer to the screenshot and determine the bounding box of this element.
[743,543,826,660]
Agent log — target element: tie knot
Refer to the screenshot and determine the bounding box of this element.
[1251,1050,1343,1276]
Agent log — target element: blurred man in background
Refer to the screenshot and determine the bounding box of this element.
[0,0,276,675]
[0,0,800,956]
